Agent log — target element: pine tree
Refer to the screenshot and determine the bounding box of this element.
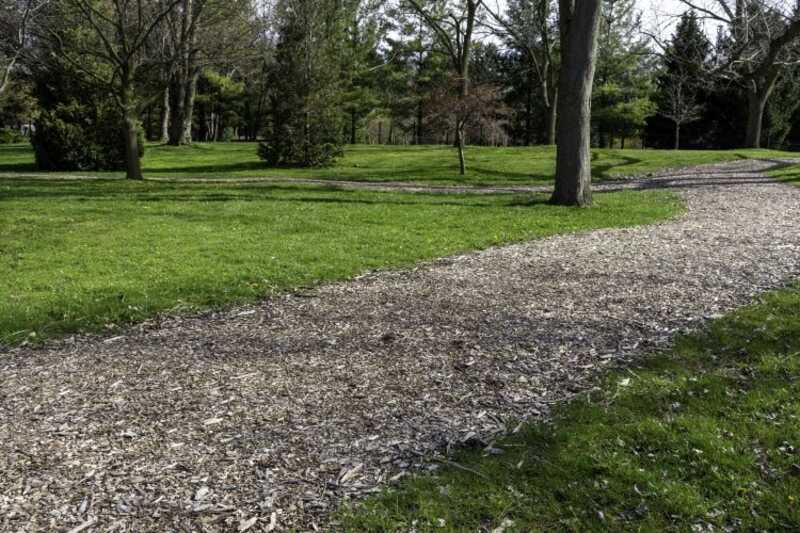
[592,0,656,148]
[655,11,711,149]
[259,0,345,167]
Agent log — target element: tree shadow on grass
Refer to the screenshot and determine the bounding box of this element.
[0,180,552,209]
[591,153,644,181]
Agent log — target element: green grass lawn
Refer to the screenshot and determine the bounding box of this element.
[342,285,800,532]
[769,163,800,185]
[2,142,796,185]
[0,179,682,345]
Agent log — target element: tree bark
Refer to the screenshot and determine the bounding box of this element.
[121,83,144,181]
[674,122,680,150]
[745,86,770,149]
[182,71,198,142]
[551,0,602,207]
[161,84,171,143]
[545,97,557,146]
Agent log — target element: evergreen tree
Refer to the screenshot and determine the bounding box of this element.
[341,0,387,145]
[592,0,656,147]
[649,11,711,149]
[259,0,345,167]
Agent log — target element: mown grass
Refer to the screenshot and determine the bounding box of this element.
[0,179,682,345]
[2,142,796,185]
[342,285,800,532]
[769,163,800,186]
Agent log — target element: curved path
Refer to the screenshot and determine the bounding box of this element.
[1,160,800,532]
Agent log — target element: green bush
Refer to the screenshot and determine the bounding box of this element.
[0,128,25,144]
[258,139,343,167]
[32,103,144,171]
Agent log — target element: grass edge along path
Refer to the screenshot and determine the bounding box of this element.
[0,182,682,346]
[769,163,800,186]
[340,284,800,532]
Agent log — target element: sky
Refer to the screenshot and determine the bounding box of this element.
[639,0,712,37]
[484,0,716,39]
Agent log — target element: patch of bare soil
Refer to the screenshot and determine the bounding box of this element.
[1,160,799,532]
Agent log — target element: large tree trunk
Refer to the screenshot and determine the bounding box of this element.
[122,85,144,181]
[744,66,782,149]
[168,78,187,144]
[124,115,144,181]
[745,87,768,149]
[551,0,602,207]
[182,71,198,142]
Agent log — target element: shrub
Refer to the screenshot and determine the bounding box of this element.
[30,42,144,172]
[258,139,343,168]
[32,103,144,171]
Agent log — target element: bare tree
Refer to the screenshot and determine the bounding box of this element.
[486,0,559,145]
[660,72,704,149]
[0,0,49,97]
[57,0,182,179]
[680,0,800,148]
[406,0,483,175]
[162,0,258,145]
[551,0,602,207]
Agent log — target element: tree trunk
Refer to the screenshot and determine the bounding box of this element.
[745,87,768,149]
[674,122,680,150]
[124,116,143,180]
[122,84,143,181]
[182,71,198,143]
[545,98,557,146]
[456,126,466,175]
[168,78,187,144]
[350,110,357,144]
[551,0,602,207]
[161,85,171,144]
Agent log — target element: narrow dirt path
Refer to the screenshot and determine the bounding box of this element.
[1,160,799,532]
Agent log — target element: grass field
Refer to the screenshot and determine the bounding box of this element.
[342,285,800,532]
[770,163,800,185]
[0,179,682,345]
[1,142,796,185]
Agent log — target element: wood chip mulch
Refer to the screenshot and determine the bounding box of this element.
[1,160,799,532]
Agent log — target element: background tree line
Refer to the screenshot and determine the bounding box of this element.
[2,0,800,178]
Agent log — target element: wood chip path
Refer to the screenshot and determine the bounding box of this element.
[1,160,799,532]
